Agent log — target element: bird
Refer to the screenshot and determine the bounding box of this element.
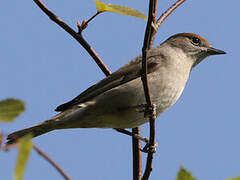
[7,33,226,143]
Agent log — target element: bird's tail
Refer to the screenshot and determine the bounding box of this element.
[7,121,54,144]
[7,108,80,144]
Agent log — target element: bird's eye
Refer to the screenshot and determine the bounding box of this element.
[191,37,201,45]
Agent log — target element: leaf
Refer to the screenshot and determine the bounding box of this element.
[227,176,240,180]
[176,167,197,180]
[0,98,25,122]
[14,134,33,180]
[93,0,147,21]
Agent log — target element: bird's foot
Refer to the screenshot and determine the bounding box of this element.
[144,103,157,119]
[136,103,156,119]
[141,142,157,153]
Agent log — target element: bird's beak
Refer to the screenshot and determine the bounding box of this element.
[207,47,226,55]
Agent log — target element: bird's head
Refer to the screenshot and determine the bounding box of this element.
[165,33,226,68]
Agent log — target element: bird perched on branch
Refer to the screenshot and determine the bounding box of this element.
[7,33,226,143]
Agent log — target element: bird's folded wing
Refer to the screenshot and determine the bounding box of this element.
[55,52,163,112]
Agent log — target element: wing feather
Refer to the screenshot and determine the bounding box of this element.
[55,51,163,112]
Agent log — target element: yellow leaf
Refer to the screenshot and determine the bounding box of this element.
[14,134,33,180]
[93,0,147,21]
[227,176,240,180]
[93,0,107,12]
[176,167,197,180]
[0,98,25,122]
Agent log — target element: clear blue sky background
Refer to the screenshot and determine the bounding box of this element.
[1,0,239,180]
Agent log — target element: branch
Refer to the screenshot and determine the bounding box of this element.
[1,134,70,180]
[33,0,111,76]
[141,0,158,179]
[140,1,186,179]
[132,127,142,180]
[114,128,149,144]
[150,0,186,48]
[33,145,71,180]
[33,1,142,179]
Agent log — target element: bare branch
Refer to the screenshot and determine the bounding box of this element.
[78,12,102,32]
[141,0,158,178]
[150,0,186,48]
[33,0,111,76]
[140,1,186,179]
[114,128,149,144]
[33,145,71,180]
[132,127,142,180]
[156,0,186,29]
[2,134,70,180]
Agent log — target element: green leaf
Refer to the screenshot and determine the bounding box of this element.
[0,98,25,122]
[227,176,240,180]
[93,0,147,21]
[14,134,33,180]
[176,167,197,180]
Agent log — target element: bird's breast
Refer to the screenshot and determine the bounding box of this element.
[148,67,189,115]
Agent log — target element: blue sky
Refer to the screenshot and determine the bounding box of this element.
[1,0,239,179]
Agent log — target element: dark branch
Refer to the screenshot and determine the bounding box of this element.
[78,12,102,32]
[132,127,142,180]
[114,128,149,144]
[141,0,158,179]
[141,1,186,179]
[33,0,111,76]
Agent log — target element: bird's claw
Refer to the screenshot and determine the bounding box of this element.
[135,103,157,119]
[141,142,157,153]
[144,104,157,119]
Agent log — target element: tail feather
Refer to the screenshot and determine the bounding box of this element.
[7,123,54,144]
[7,108,80,144]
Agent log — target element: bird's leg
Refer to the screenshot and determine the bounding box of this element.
[114,104,157,153]
[135,103,157,153]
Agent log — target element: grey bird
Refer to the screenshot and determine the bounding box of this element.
[7,33,226,143]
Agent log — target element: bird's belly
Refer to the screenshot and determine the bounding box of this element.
[154,85,184,116]
[68,78,185,128]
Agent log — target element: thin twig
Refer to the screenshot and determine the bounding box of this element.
[114,128,149,144]
[141,0,158,179]
[33,145,71,180]
[132,127,142,180]
[33,0,111,76]
[86,12,102,26]
[2,136,70,179]
[150,0,186,48]
[156,0,186,29]
[78,12,102,32]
